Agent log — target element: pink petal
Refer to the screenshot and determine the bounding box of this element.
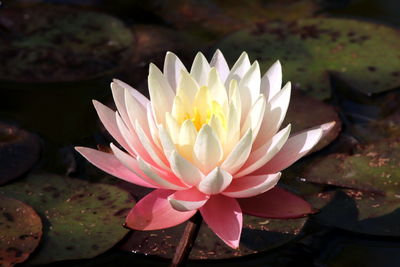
[168,187,209,211]
[126,189,196,230]
[110,144,187,190]
[113,79,150,108]
[92,100,135,156]
[238,186,313,219]
[115,111,159,167]
[111,81,134,131]
[252,124,326,175]
[222,173,281,198]
[200,195,242,249]
[75,147,156,188]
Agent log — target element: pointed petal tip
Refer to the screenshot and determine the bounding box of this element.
[321,121,336,131]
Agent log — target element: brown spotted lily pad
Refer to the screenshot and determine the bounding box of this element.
[120,200,308,259]
[0,122,40,185]
[137,0,319,40]
[302,138,400,235]
[0,4,134,82]
[0,196,42,267]
[0,173,134,264]
[216,18,400,100]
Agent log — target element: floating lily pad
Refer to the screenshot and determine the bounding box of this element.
[0,4,134,82]
[299,137,400,235]
[216,18,400,99]
[0,173,134,264]
[120,213,307,259]
[0,196,42,267]
[137,0,319,40]
[304,138,400,196]
[284,89,341,152]
[0,122,41,185]
[309,189,400,236]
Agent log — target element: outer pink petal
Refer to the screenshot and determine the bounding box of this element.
[75,147,156,188]
[238,186,313,219]
[92,100,135,156]
[113,79,150,108]
[126,189,196,230]
[168,187,209,211]
[252,123,328,175]
[200,195,242,249]
[222,173,281,198]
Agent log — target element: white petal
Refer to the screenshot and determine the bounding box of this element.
[125,87,148,135]
[222,173,281,198]
[224,102,240,155]
[225,52,251,87]
[208,67,228,106]
[194,124,223,173]
[165,112,180,144]
[235,124,291,178]
[137,156,187,190]
[115,111,140,157]
[148,63,175,124]
[178,119,197,161]
[163,51,187,91]
[177,70,199,102]
[239,61,261,104]
[113,79,149,107]
[197,167,232,194]
[168,188,209,212]
[253,81,291,150]
[146,103,161,149]
[221,129,253,174]
[110,143,185,190]
[208,115,225,142]
[157,124,177,159]
[261,60,282,101]
[210,49,230,83]
[169,150,204,186]
[241,95,266,138]
[253,125,326,175]
[190,52,211,86]
[134,120,170,170]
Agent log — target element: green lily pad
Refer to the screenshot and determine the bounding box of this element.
[300,138,400,235]
[284,89,341,152]
[216,18,400,100]
[0,4,134,82]
[0,122,41,185]
[119,213,307,259]
[137,0,319,40]
[0,173,134,264]
[304,138,400,196]
[0,196,42,267]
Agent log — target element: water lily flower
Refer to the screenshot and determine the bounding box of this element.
[76,50,334,248]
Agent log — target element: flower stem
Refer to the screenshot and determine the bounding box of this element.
[170,212,203,267]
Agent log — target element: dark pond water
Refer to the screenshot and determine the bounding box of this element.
[1,0,400,266]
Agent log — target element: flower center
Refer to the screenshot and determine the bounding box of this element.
[173,85,227,131]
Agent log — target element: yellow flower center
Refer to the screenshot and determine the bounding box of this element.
[174,86,227,131]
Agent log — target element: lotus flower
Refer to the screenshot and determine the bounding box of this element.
[76,50,334,248]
